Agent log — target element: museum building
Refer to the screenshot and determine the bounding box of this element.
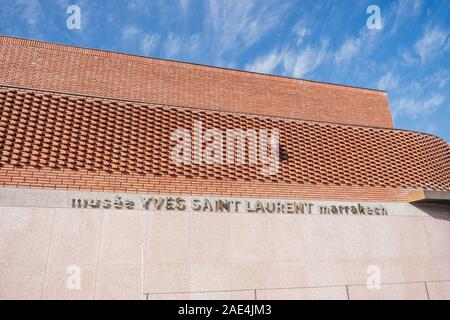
[0,35,449,300]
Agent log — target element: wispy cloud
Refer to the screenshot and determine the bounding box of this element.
[246,50,283,74]
[164,33,182,58]
[121,25,140,41]
[206,0,289,62]
[390,67,449,130]
[427,70,450,88]
[334,30,380,66]
[388,0,424,34]
[334,36,362,65]
[246,40,329,78]
[377,72,399,91]
[141,34,160,56]
[283,42,329,78]
[401,50,419,65]
[158,33,202,59]
[292,21,311,45]
[414,26,449,63]
[117,0,290,65]
[120,25,160,56]
[392,94,445,120]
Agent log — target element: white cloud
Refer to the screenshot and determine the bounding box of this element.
[292,21,311,45]
[401,50,419,65]
[245,50,283,74]
[428,70,450,88]
[418,94,444,113]
[388,0,424,34]
[206,0,288,52]
[121,25,140,40]
[377,72,399,91]
[335,38,359,64]
[120,26,160,56]
[283,43,328,78]
[141,34,160,56]
[165,33,182,58]
[113,0,289,66]
[186,34,201,54]
[395,69,450,124]
[392,94,445,119]
[157,33,201,59]
[334,31,371,65]
[414,26,449,63]
[246,41,329,78]
[334,27,383,67]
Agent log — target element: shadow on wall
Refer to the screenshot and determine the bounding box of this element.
[412,203,450,221]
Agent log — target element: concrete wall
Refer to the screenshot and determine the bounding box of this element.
[0,191,449,300]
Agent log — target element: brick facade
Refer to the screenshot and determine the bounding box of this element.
[0,35,393,128]
[0,85,448,202]
[0,36,448,202]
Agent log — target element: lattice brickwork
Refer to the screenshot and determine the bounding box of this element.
[0,87,448,193]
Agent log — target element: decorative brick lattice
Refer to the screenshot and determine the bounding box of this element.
[1,87,448,191]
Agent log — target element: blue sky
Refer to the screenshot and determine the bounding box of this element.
[1,0,449,141]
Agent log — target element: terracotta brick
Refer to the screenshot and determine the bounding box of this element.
[0,37,448,202]
[0,35,392,127]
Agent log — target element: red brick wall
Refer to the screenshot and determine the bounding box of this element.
[0,164,416,202]
[0,86,448,203]
[0,35,393,128]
